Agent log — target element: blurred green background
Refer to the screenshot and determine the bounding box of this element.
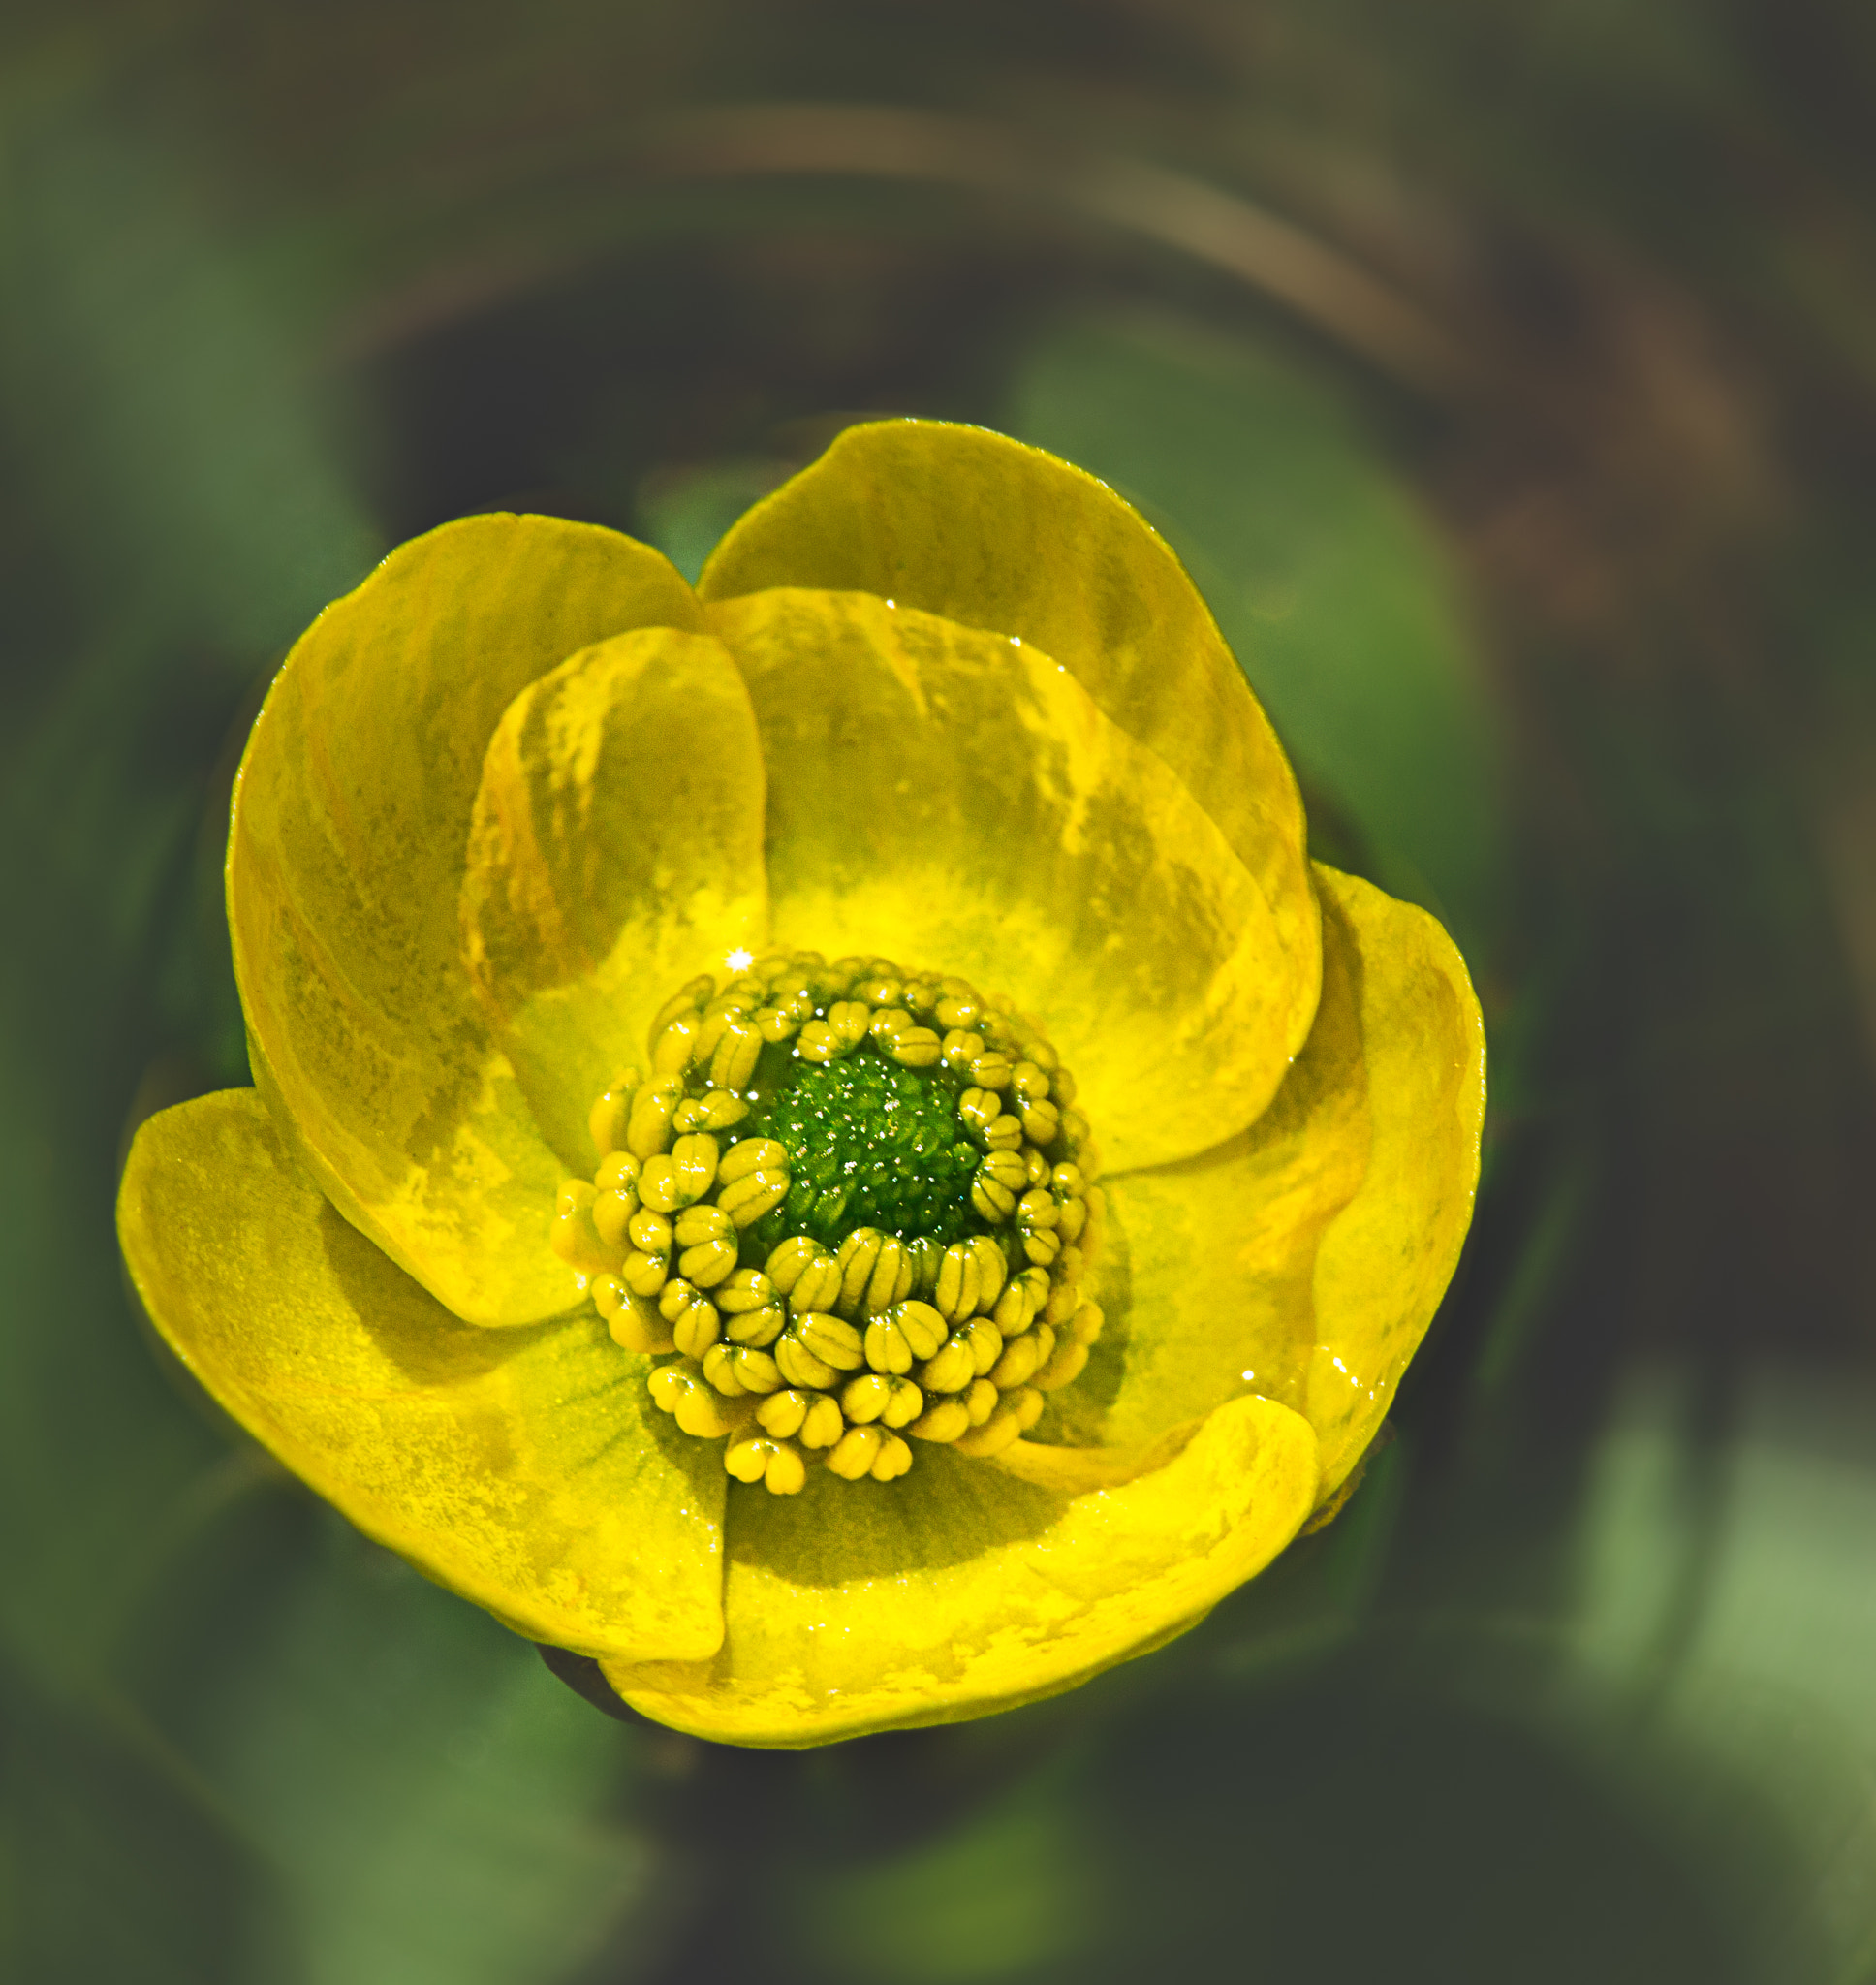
[7,3,1876,1980]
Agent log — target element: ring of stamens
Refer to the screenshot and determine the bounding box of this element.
[550,949,1106,1496]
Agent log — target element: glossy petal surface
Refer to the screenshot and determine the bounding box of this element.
[701,417,1320,1085]
[462,626,768,1168]
[710,587,1299,1168]
[602,1392,1317,1746]
[231,515,703,1323]
[1067,864,1483,1490]
[118,1089,727,1662]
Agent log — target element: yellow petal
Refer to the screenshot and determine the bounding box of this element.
[1068,862,1483,1495]
[230,514,703,1323]
[601,1393,1316,1746]
[117,1088,726,1663]
[1303,866,1485,1493]
[700,417,1319,1078]
[461,627,768,1167]
[709,587,1302,1168]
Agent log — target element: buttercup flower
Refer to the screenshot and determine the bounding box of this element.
[117,420,1484,1746]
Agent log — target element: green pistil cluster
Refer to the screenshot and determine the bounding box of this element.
[743,1053,984,1252]
[549,948,1105,1496]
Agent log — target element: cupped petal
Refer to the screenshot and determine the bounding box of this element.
[1062,863,1484,1495]
[231,514,703,1323]
[1302,866,1485,1493]
[700,418,1319,1068]
[117,1088,726,1662]
[708,587,1303,1168]
[461,627,768,1168]
[601,1393,1317,1747]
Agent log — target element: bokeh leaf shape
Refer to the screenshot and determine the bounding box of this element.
[123,419,1485,1745]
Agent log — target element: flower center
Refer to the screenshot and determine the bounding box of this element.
[551,950,1105,1495]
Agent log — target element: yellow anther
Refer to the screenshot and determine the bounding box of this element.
[606,1289,673,1355]
[709,1020,763,1091]
[1011,1060,1051,1103]
[1024,1038,1059,1074]
[965,1376,998,1426]
[626,1208,672,1255]
[862,1315,912,1374]
[720,1138,788,1184]
[918,1336,977,1394]
[762,1235,826,1293]
[725,1434,807,1496]
[636,1155,681,1213]
[891,1300,948,1359]
[595,1149,641,1195]
[992,1277,1033,1336]
[651,1365,752,1438]
[1058,1244,1085,1284]
[906,1235,943,1298]
[1013,1385,1046,1431]
[933,1242,980,1324]
[716,1267,776,1311]
[1056,1197,1087,1243]
[678,1090,749,1134]
[551,1191,619,1276]
[868,1007,913,1046]
[862,1235,912,1315]
[969,1053,1014,1091]
[789,1256,845,1315]
[797,1020,842,1063]
[972,1174,1016,1221]
[678,1236,738,1287]
[888,1026,942,1067]
[981,1149,1027,1194]
[907,1397,971,1442]
[621,1249,668,1299]
[774,1329,839,1392]
[1072,1301,1105,1345]
[626,1078,681,1160]
[1019,1098,1061,1147]
[721,972,767,1005]
[835,1228,884,1311]
[704,1343,782,1396]
[756,1005,800,1044]
[672,1296,723,1361]
[671,1133,720,1203]
[827,1424,885,1480]
[555,1178,595,1219]
[958,1087,1000,1136]
[935,994,981,1030]
[719,1168,791,1227]
[591,1185,636,1251]
[967,1236,1008,1308]
[592,1274,626,1320]
[723,1302,785,1347]
[800,1395,846,1449]
[902,979,940,1015]
[673,1204,733,1249]
[1023,1147,1050,1187]
[797,1312,865,1371]
[952,1402,1024,1458]
[1017,1187,1059,1229]
[1033,1335,1087,1391]
[650,977,714,1036]
[756,1389,811,1438]
[1022,1228,1061,1268]
[855,976,903,1007]
[827,1000,872,1048]
[957,1316,1004,1375]
[989,1325,1047,1390]
[1050,1162,1085,1200]
[651,1012,703,1076]
[1045,1278,1081,1327]
[842,1372,923,1428]
[1051,1067,1078,1107]
[870,1433,914,1481]
[981,1114,1022,1151]
[941,1028,983,1072]
[658,1276,701,1321]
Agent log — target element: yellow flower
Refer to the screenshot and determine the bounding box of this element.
[116,420,1484,1748]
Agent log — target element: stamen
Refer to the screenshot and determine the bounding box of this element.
[554,950,1104,1494]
